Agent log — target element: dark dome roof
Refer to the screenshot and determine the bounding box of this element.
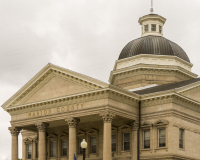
[118,36,190,63]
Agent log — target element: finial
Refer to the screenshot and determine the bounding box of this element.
[150,0,154,14]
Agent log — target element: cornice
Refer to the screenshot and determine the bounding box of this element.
[173,123,200,135]
[7,87,139,115]
[113,54,193,71]
[109,64,197,84]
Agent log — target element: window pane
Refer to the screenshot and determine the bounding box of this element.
[91,137,96,153]
[151,24,156,31]
[144,140,150,149]
[36,143,38,158]
[179,129,184,149]
[51,141,56,157]
[159,129,166,147]
[27,144,32,159]
[144,130,150,139]
[124,133,130,151]
[159,25,162,33]
[112,135,116,152]
[62,140,67,156]
[144,130,150,148]
[145,25,148,32]
[124,133,130,142]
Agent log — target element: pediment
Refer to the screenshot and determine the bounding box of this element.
[180,86,200,102]
[2,63,109,109]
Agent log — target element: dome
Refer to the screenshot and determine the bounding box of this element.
[118,36,190,63]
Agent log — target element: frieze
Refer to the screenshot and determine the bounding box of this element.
[28,103,84,118]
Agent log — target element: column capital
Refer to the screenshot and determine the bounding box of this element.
[65,117,80,128]
[35,122,49,132]
[131,121,139,131]
[8,127,21,136]
[99,109,115,123]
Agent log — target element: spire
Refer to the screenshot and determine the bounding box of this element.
[150,0,154,14]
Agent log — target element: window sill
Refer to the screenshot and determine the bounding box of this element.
[141,148,151,151]
[121,150,130,153]
[179,148,185,151]
[154,147,168,152]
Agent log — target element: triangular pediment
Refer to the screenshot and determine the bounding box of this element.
[2,63,109,109]
[180,86,200,102]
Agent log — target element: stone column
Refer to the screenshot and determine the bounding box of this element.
[131,121,139,160]
[99,109,115,160]
[35,122,48,160]
[65,118,80,160]
[9,127,21,160]
[22,138,26,160]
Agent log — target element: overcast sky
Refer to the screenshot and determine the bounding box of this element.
[1,0,200,159]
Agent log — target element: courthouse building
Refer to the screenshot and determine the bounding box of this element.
[2,9,200,160]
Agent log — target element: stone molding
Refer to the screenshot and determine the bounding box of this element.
[35,122,49,132]
[65,117,80,128]
[110,65,197,85]
[8,127,21,136]
[99,109,115,123]
[131,121,139,131]
[7,87,138,115]
[173,123,200,135]
[153,119,169,126]
[23,137,33,143]
[141,121,153,128]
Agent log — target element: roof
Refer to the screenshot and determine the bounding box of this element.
[118,35,190,63]
[133,78,200,95]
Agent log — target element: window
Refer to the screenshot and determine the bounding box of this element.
[179,129,184,149]
[159,25,162,33]
[50,141,56,157]
[112,135,116,152]
[151,24,156,31]
[91,137,97,153]
[144,25,149,32]
[26,143,32,159]
[36,143,38,158]
[61,140,67,156]
[79,138,83,154]
[158,129,166,147]
[123,133,130,151]
[144,130,150,149]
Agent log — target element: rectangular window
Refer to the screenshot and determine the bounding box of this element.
[36,143,38,158]
[91,137,96,153]
[79,138,83,154]
[159,128,166,147]
[151,24,156,31]
[26,143,32,159]
[144,25,149,32]
[123,133,130,151]
[159,25,162,33]
[50,141,56,157]
[62,140,67,156]
[112,135,116,152]
[179,129,184,149]
[144,130,150,149]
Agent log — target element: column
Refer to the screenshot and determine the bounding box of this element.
[9,127,21,160]
[99,109,115,160]
[131,121,139,160]
[35,122,48,160]
[65,117,80,160]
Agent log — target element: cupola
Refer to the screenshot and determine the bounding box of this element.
[139,14,166,37]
